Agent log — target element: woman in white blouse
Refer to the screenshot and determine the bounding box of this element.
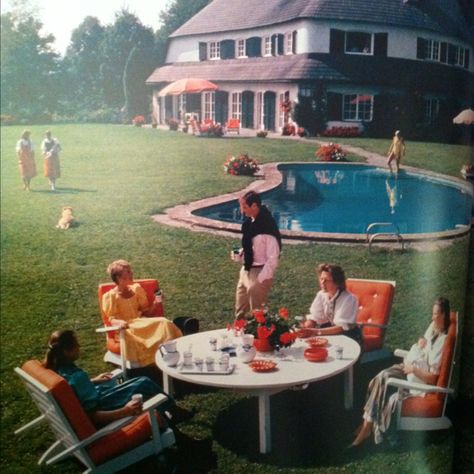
[351,297,451,446]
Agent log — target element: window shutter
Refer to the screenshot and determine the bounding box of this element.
[464,48,469,68]
[447,44,455,64]
[330,29,345,54]
[271,34,277,55]
[416,37,425,59]
[277,34,284,55]
[221,40,234,59]
[373,33,388,56]
[247,37,261,57]
[327,92,342,120]
[440,42,447,63]
[292,30,298,54]
[199,42,207,61]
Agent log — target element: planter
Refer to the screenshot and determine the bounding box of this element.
[253,338,274,353]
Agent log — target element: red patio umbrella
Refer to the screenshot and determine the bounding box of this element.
[158,78,218,96]
[350,94,372,104]
[452,108,474,125]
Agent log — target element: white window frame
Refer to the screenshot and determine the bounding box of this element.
[424,98,440,124]
[208,41,221,60]
[202,91,215,121]
[263,36,272,56]
[425,39,440,61]
[344,31,373,55]
[284,32,293,55]
[454,45,465,67]
[343,94,373,122]
[256,92,264,129]
[236,39,246,58]
[231,92,242,120]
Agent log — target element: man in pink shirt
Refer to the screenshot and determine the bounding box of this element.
[232,191,281,319]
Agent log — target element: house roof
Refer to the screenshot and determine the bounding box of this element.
[146,53,473,93]
[170,0,471,41]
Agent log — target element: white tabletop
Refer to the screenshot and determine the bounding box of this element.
[156,329,361,391]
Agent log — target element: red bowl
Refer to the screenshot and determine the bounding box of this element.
[304,347,328,362]
[306,337,328,347]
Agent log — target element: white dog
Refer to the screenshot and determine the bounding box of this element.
[56,206,74,230]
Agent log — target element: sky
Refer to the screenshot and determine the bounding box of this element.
[1,0,172,55]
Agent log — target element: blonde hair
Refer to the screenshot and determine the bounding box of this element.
[107,259,131,283]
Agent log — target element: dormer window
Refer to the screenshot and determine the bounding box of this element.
[209,41,221,60]
[345,32,372,55]
[236,39,246,58]
[425,39,440,61]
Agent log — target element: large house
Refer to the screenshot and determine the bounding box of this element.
[146,0,473,140]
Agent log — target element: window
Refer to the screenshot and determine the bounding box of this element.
[345,32,372,55]
[454,46,465,67]
[343,94,373,121]
[425,39,440,61]
[231,92,242,120]
[203,92,215,120]
[208,41,221,60]
[284,32,293,55]
[236,39,246,58]
[424,98,440,124]
[263,36,272,56]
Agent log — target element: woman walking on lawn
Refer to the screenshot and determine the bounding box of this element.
[15,130,37,191]
[387,130,406,173]
[351,297,450,446]
[41,130,61,191]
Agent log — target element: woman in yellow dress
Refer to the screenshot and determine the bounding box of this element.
[387,130,406,173]
[101,260,183,366]
[15,130,37,190]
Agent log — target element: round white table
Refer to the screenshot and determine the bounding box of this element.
[156,329,360,454]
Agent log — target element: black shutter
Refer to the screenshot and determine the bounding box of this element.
[440,42,447,63]
[292,30,298,54]
[220,40,234,59]
[327,92,342,120]
[464,48,469,69]
[247,37,261,57]
[277,34,284,55]
[447,44,455,64]
[416,37,425,59]
[330,29,345,54]
[199,42,207,61]
[373,33,388,56]
[271,34,277,55]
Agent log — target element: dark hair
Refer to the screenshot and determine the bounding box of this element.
[242,191,261,208]
[317,263,346,291]
[43,329,78,371]
[434,297,451,333]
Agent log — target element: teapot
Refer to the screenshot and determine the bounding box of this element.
[159,339,180,367]
[237,334,256,363]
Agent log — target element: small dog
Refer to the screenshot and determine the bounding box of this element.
[56,206,75,230]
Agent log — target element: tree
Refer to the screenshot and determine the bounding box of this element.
[1,8,60,120]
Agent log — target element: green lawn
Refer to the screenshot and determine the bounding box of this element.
[0,125,471,473]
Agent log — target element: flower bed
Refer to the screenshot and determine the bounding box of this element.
[315,142,347,162]
[321,126,361,137]
[223,154,260,175]
[132,115,145,127]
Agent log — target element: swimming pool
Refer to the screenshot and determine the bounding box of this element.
[193,163,472,238]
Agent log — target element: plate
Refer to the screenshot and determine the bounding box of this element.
[306,337,328,347]
[304,347,328,362]
[248,359,278,372]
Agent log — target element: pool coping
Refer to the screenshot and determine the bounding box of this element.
[152,161,473,244]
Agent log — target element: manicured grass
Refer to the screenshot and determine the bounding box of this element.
[0,125,471,473]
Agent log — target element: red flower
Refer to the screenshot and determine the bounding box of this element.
[257,324,275,340]
[278,307,289,319]
[279,331,296,345]
[253,309,266,323]
[234,319,247,331]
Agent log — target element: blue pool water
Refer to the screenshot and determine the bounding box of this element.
[194,164,472,235]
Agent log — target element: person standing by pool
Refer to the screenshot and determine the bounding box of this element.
[15,130,37,191]
[41,130,62,191]
[387,130,406,173]
[232,191,282,319]
[298,263,360,342]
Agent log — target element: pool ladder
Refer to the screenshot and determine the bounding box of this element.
[366,222,405,251]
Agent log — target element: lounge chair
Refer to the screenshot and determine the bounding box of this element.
[225,118,240,134]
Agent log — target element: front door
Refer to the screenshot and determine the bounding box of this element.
[242,91,254,128]
[263,91,276,131]
[215,91,228,124]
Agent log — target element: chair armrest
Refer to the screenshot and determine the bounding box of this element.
[110,368,124,380]
[394,349,408,358]
[96,326,122,333]
[357,322,388,329]
[386,377,454,394]
[47,394,170,465]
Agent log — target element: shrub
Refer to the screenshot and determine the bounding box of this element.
[167,118,179,131]
[132,115,145,126]
[315,143,347,162]
[256,130,268,138]
[321,126,361,137]
[0,114,17,125]
[223,154,260,175]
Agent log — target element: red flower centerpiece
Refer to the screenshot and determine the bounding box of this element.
[223,154,260,176]
[234,307,297,352]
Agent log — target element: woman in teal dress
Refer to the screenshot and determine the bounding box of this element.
[43,329,191,426]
